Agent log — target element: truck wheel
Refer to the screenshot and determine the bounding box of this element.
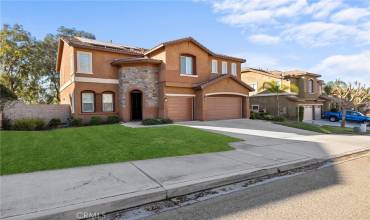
[329,116,337,122]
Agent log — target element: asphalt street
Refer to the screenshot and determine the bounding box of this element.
[146,154,370,220]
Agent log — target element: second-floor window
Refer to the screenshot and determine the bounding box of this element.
[231,63,237,76]
[180,55,194,75]
[222,61,228,74]
[77,51,92,74]
[308,79,314,93]
[211,60,218,73]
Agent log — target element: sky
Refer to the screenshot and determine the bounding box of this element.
[2,0,370,85]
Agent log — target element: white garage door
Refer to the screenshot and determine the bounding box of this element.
[314,106,321,120]
[303,106,313,121]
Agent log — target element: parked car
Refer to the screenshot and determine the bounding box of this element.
[323,110,370,123]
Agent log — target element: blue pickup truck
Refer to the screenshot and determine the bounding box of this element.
[324,110,370,123]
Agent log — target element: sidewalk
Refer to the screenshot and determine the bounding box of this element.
[1,121,369,220]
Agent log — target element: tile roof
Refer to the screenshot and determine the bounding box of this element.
[111,57,162,66]
[193,74,254,91]
[145,37,246,62]
[61,36,146,56]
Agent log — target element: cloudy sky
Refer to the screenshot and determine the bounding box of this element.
[2,0,370,85]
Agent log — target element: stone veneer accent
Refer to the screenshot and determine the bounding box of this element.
[118,65,160,109]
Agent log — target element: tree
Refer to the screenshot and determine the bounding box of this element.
[325,80,369,127]
[262,80,299,116]
[36,27,96,103]
[0,24,96,104]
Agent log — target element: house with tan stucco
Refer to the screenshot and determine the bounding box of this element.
[241,67,331,121]
[57,36,253,122]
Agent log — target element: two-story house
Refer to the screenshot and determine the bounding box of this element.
[57,36,253,122]
[241,67,329,121]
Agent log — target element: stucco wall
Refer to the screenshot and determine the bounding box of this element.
[2,101,71,124]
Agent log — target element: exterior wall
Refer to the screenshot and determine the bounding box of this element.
[250,95,298,119]
[59,43,74,85]
[3,101,71,124]
[118,64,160,122]
[149,41,243,87]
[60,83,75,114]
[288,77,321,99]
[74,48,134,79]
[241,71,290,94]
[73,82,119,122]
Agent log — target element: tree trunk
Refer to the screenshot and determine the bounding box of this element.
[276,93,280,116]
[340,99,346,128]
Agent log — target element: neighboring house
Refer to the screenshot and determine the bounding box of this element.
[57,36,253,122]
[241,67,329,121]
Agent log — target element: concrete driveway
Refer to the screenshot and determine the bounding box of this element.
[178,119,370,159]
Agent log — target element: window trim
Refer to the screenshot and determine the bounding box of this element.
[81,91,95,113]
[211,59,218,73]
[222,61,228,74]
[231,63,237,76]
[180,54,196,75]
[308,79,314,94]
[102,91,115,112]
[251,104,259,112]
[77,51,93,74]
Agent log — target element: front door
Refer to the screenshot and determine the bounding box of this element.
[131,90,142,121]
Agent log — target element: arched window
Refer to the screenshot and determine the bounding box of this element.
[308,79,314,93]
[102,91,114,112]
[81,91,95,113]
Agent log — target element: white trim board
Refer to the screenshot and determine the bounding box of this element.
[74,77,119,84]
[166,93,196,97]
[205,92,248,97]
[252,92,298,97]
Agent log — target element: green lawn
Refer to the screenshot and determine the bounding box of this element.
[275,121,369,134]
[0,125,239,175]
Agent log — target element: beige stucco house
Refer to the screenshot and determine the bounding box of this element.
[241,67,331,121]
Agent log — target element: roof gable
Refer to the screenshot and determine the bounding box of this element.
[145,37,246,63]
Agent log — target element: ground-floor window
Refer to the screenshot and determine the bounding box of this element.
[82,92,95,113]
[102,93,114,112]
[252,104,259,112]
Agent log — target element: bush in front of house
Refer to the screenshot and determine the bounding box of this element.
[298,106,304,122]
[12,118,45,131]
[70,118,83,127]
[106,115,120,124]
[89,116,102,125]
[250,112,273,120]
[48,118,62,128]
[142,118,173,125]
[271,116,286,122]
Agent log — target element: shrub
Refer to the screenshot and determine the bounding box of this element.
[263,114,273,120]
[142,118,173,125]
[2,118,12,130]
[70,118,83,127]
[330,108,339,112]
[89,116,102,125]
[12,118,45,131]
[298,106,304,122]
[106,115,120,124]
[48,118,61,128]
[272,116,286,122]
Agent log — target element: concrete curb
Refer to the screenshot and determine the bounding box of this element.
[3,149,369,220]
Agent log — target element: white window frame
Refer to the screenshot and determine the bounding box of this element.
[308,79,314,94]
[180,55,194,75]
[77,51,93,74]
[211,60,218,73]
[102,93,114,112]
[231,63,237,76]
[251,105,259,112]
[222,61,228,74]
[81,92,95,113]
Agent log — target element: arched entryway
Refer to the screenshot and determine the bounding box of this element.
[130,90,142,121]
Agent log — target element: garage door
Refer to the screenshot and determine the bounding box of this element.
[206,96,242,120]
[167,97,193,121]
[314,106,321,120]
[303,106,313,121]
